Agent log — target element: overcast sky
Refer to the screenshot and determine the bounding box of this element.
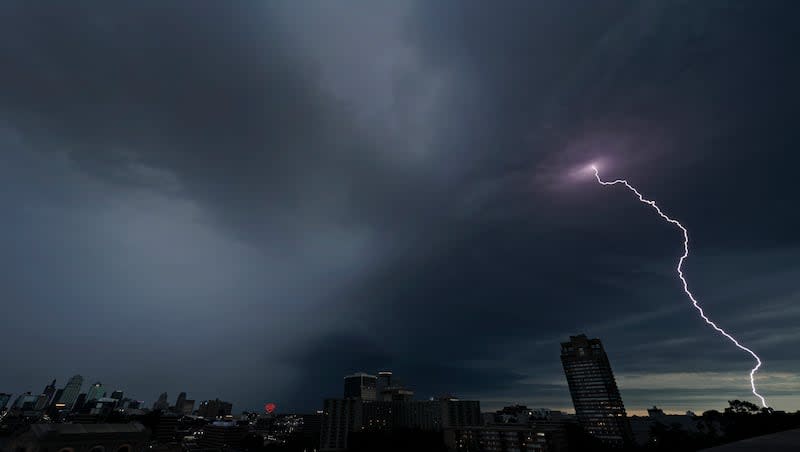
[1,1,799,415]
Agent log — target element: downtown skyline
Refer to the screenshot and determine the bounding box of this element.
[1,1,799,417]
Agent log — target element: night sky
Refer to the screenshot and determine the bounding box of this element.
[1,1,799,415]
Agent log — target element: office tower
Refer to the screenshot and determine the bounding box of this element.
[381,385,414,402]
[179,399,195,416]
[87,382,105,402]
[42,379,57,406]
[197,399,232,418]
[153,392,170,411]
[172,392,194,415]
[376,371,392,395]
[174,392,186,413]
[0,393,11,410]
[13,392,39,410]
[50,389,63,407]
[561,334,632,447]
[73,393,88,412]
[320,398,362,451]
[58,374,84,409]
[343,372,377,401]
[440,398,481,429]
[126,399,142,410]
[34,393,50,411]
[200,421,248,450]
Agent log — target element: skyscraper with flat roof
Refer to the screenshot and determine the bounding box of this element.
[376,371,392,395]
[561,334,632,447]
[344,372,377,401]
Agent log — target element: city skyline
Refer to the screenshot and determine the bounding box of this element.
[1,1,799,417]
[0,332,775,417]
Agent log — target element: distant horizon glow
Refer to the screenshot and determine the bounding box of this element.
[590,165,768,408]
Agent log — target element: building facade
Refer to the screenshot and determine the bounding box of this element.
[86,382,105,402]
[197,398,233,418]
[376,371,392,395]
[58,374,84,409]
[42,379,57,407]
[320,398,363,451]
[2,422,148,452]
[441,399,482,429]
[560,334,632,447]
[344,372,377,401]
[0,393,11,411]
[444,425,568,452]
[200,421,248,450]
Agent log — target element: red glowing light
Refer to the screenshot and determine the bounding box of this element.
[265,402,276,414]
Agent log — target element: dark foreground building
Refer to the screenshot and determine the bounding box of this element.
[560,334,632,447]
[1,422,148,452]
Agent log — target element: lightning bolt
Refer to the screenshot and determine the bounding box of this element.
[591,165,767,407]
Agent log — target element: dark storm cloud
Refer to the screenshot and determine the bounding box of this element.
[0,0,474,410]
[2,1,799,413]
[0,2,428,241]
[288,0,800,412]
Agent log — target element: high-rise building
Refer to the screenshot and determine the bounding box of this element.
[344,372,377,401]
[197,399,232,418]
[72,393,88,412]
[42,379,57,406]
[199,421,248,450]
[380,385,414,402]
[179,399,195,416]
[0,393,11,411]
[153,392,170,412]
[86,382,105,402]
[440,398,481,429]
[561,334,632,447]
[13,392,39,411]
[110,390,124,401]
[49,389,64,408]
[174,392,186,413]
[376,371,392,395]
[58,375,84,409]
[34,394,50,411]
[320,398,362,451]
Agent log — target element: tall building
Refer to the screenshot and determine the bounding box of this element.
[179,399,195,415]
[344,372,377,401]
[33,394,50,411]
[86,382,105,402]
[197,399,232,418]
[440,398,481,429]
[42,379,57,406]
[13,392,39,411]
[376,371,392,395]
[173,392,194,415]
[560,334,632,447]
[174,392,186,413]
[320,398,362,451]
[0,393,11,411]
[58,375,84,409]
[73,393,88,412]
[381,385,414,402]
[199,421,248,450]
[153,392,170,412]
[48,389,64,414]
